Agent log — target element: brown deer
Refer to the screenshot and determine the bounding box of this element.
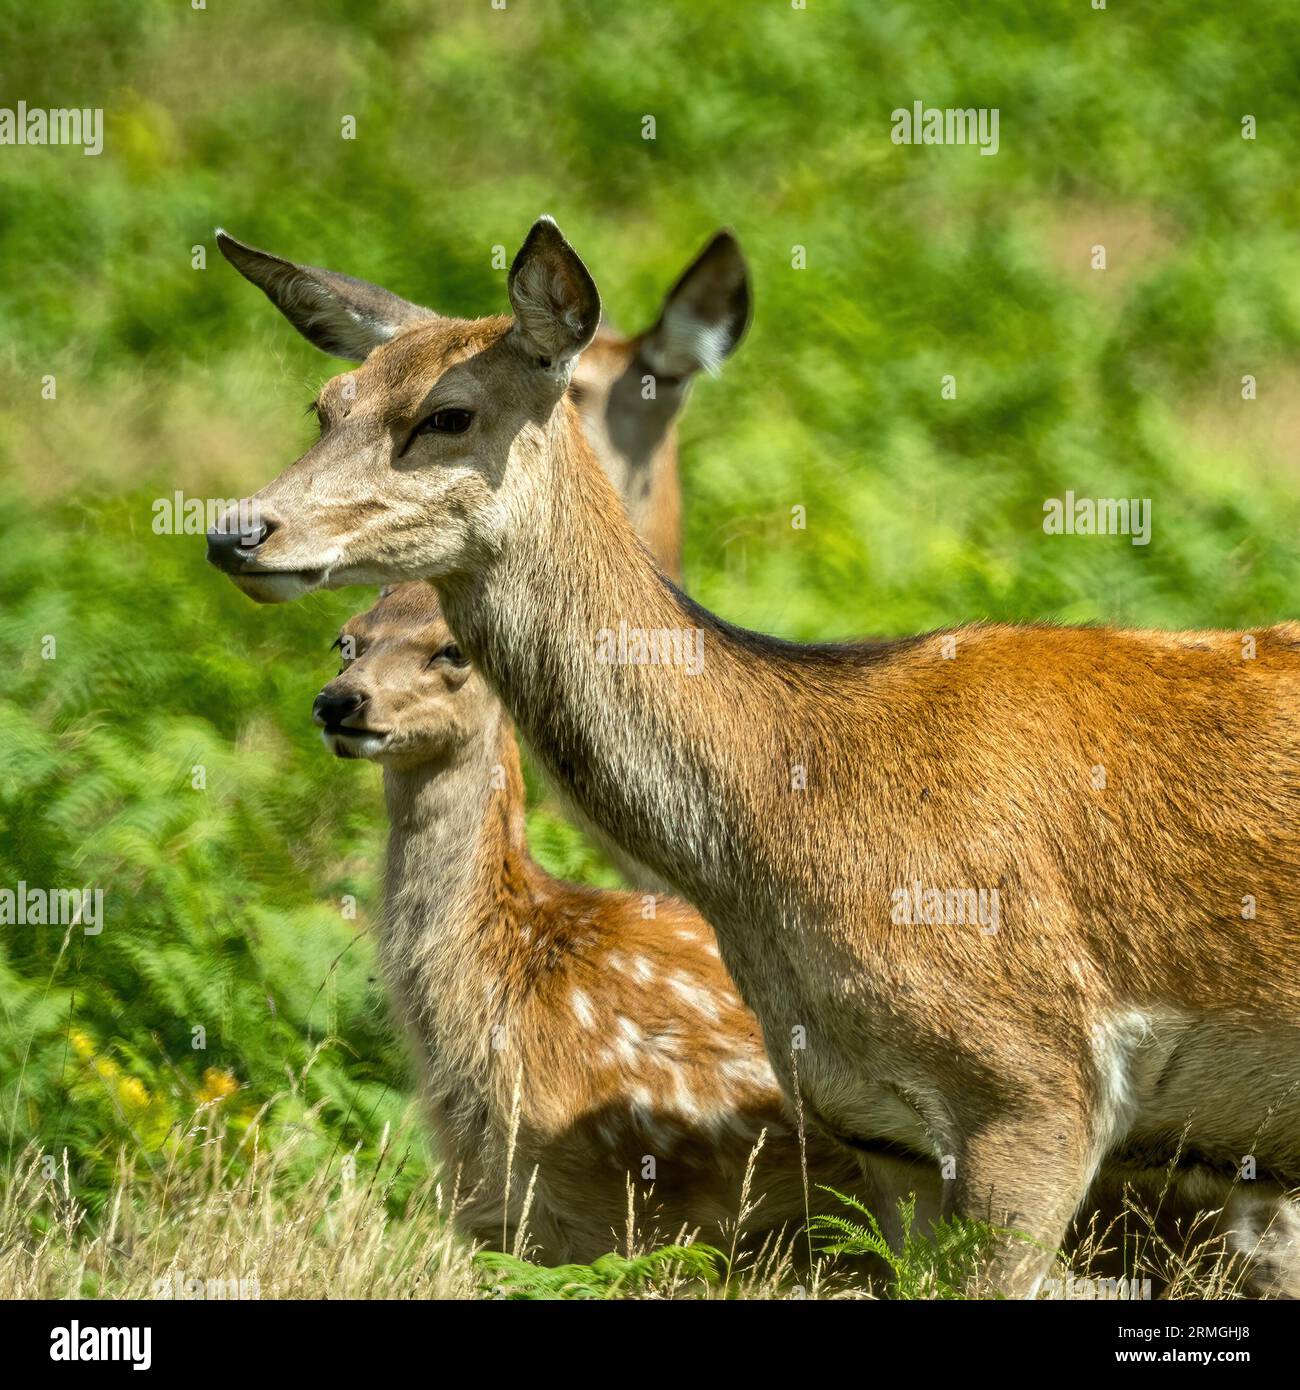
[208,218,1300,1296]
[321,594,1296,1289]
[569,230,749,585]
[210,228,745,894]
[311,580,874,1263]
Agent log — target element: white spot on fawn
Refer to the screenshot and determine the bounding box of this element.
[612,1016,642,1065]
[668,973,720,1021]
[571,988,596,1030]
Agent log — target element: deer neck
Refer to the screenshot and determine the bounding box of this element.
[437,400,813,914]
[378,715,533,1115]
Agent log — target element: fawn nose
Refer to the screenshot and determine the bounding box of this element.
[205,513,276,573]
[313,690,367,729]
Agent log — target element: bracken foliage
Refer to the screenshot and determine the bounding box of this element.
[2,0,1299,1292]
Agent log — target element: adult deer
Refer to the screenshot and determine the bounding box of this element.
[213,228,748,584]
[312,581,873,1262]
[208,218,1300,1296]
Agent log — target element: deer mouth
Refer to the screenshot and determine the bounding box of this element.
[226,568,330,604]
[206,524,336,602]
[320,725,391,760]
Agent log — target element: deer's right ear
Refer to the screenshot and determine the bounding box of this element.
[215,230,435,362]
[507,216,602,367]
[643,229,752,380]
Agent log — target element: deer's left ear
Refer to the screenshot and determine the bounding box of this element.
[215,230,435,361]
[507,216,602,367]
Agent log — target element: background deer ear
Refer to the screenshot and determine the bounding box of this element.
[507,216,602,365]
[215,230,435,362]
[642,229,752,381]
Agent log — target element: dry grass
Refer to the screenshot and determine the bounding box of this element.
[0,1110,476,1301]
[1056,1197,1254,1302]
[0,1103,1279,1301]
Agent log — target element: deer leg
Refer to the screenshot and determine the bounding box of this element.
[1223,1189,1300,1298]
[854,1150,945,1249]
[947,1107,1096,1299]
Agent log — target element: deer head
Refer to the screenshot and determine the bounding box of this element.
[313,582,492,769]
[207,218,747,601]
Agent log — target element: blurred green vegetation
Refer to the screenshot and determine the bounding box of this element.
[3,0,1300,1208]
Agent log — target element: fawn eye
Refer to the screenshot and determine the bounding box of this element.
[428,643,467,668]
[414,409,473,437]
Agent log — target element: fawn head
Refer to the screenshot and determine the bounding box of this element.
[313,582,492,767]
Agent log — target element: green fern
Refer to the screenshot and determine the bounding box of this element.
[474,1244,726,1300]
[809,1189,1003,1299]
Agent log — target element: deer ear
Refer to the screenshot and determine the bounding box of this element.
[215,230,435,362]
[642,230,751,380]
[507,217,602,366]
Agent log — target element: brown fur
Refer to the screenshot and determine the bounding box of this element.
[212,218,1300,1295]
[569,330,684,583]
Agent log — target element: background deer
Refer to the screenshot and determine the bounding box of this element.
[312,581,875,1263]
[558,234,750,886]
[571,231,749,585]
[208,218,1300,1297]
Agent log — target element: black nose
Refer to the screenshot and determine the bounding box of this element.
[205,516,273,573]
[313,690,367,728]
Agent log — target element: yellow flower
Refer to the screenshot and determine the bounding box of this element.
[197,1067,239,1102]
[69,1029,96,1060]
[117,1076,150,1110]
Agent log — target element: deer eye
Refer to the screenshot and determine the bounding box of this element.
[428,643,468,668]
[414,409,473,437]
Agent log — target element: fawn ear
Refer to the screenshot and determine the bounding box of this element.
[215,230,435,361]
[642,230,751,380]
[507,216,602,367]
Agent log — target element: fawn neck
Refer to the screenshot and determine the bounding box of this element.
[378,713,534,1122]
